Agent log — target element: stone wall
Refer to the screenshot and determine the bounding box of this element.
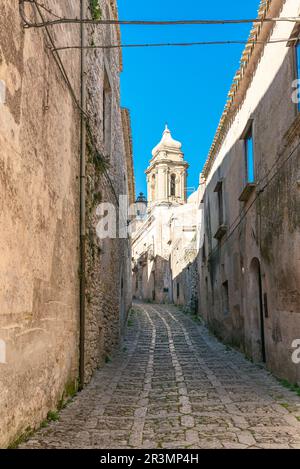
[83,0,132,383]
[172,251,199,314]
[0,0,81,448]
[132,191,202,306]
[0,0,132,447]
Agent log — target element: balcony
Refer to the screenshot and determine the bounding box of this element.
[239,183,256,202]
[214,224,228,241]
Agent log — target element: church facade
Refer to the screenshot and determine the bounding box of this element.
[131,127,203,308]
[146,126,188,207]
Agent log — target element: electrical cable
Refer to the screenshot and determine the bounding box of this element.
[28,0,62,19]
[19,2,299,51]
[20,0,299,232]
[52,38,299,52]
[28,0,121,208]
[19,1,300,29]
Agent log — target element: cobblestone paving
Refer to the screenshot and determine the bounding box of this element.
[22,304,300,449]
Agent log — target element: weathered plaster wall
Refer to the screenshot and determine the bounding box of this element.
[0,0,81,448]
[199,0,300,384]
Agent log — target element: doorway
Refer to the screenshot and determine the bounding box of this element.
[149,271,155,302]
[120,270,126,333]
[249,258,266,363]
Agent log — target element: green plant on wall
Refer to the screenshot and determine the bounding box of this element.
[87,133,110,175]
[90,0,102,21]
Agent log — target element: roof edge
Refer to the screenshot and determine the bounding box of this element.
[202,0,286,179]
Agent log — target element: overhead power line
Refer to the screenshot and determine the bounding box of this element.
[21,0,299,239]
[52,38,299,52]
[28,0,120,206]
[19,2,300,28]
[21,18,300,28]
[29,0,61,19]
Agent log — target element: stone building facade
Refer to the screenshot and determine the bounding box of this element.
[132,127,202,307]
[122,108,136,207]
[169,188,204,312]
[84,0,133,382]
[198,0,300,385]
[0,0,134,448]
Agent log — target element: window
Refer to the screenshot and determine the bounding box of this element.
[296,43,300,111]
[0,79,6,105]
[103,69,112,156]
[170,174,176,197]
[205,277,209,306]
[151,174,156,201]
[239,121,256,202]
[215,181,224,226]
[245,125,255,183]
[213,180,227,240]
[0,339,6,364]
[177,283,180,299]
[202,235,206,262]
[264,292,269,319]
[222,281,229,315]
[218,187,224,225]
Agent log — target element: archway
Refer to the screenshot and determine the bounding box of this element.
[248,258,266,363]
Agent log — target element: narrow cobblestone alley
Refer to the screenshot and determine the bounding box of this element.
[22,304,300,449]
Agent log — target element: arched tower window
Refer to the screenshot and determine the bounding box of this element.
[170,174,176,197]
[151,174,156,201]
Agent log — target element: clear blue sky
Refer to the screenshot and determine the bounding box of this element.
[118,0,260,197]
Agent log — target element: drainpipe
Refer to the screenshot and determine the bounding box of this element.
[79,0,87,390]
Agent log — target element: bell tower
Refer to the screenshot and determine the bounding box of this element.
[146,126,189,207]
